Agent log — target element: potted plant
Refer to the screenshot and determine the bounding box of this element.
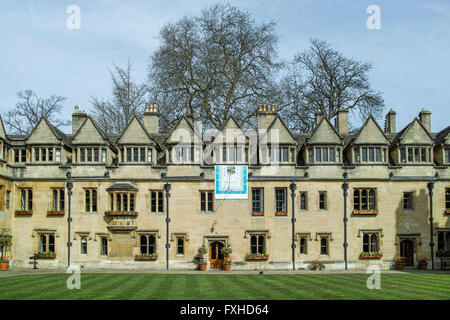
[395,256,405,270]
[197,245,208,271]
[0,233,12,270]
[221,245,232,271]
[308,260,325,271]
[418,256,428,270]
[0,257,9,271]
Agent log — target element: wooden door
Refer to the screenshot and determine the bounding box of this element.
[209,242,224,269]
[400,240,414,266]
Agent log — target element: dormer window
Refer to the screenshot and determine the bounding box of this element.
[266,145,295,163]
[308,146,340,163]
[399,147,432,164]
[13,149,26,163]
[121,146,151,163]
[218,145,247,163]
[354,146,386,163]
[33,147,62,163]
[77,147,107,163]
[169,145,201,164]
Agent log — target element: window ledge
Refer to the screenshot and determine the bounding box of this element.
[252,212,264,217]
[275,212,288,216]
[135,255,158,261]
[15,210,32,216]
[352,210,378,216]
[359,253,383,259]
[35,253,56,259]
[246,255,269,261]
[104,211,138,217]
[47,211,65,216]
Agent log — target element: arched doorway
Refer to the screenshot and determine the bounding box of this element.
[209,241,224,269]
[400,240,414,266]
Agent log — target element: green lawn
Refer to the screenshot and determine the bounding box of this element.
[0,273,448,300]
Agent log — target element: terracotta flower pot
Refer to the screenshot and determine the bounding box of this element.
[418,263,427,270]
[223,263,231,271]
[0,261,9,271]
[199,263,207,271]
[395,263,405,270]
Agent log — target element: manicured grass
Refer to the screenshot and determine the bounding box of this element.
[0,273,448,300]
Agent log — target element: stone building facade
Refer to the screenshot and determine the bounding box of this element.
[0,104,449,270]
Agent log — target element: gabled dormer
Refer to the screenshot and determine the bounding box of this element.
[348,116,389,165]
[26,116,69,164]
[165,115,202,164]
[306,112,343,165]
[71,115,114,164]
[257,105,297,165]
[213,115,249,164]
[434,126,450,166]
[117,116,156,165]
[0,115,9,162]
[391,116,434,165]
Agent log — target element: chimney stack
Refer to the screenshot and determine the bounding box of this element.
[335,108,349,134]
[186,108,194,123]
[257,104,277,131]
[72,105,87,134]
[384,109,396,134]
[315,109,324,127]
[144,104,159,133]
[419,109,431,133]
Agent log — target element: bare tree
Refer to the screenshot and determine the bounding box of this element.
[4,90,68,135]
[148,3,282,131]
[286,39,384,129]
[91,59,147,135]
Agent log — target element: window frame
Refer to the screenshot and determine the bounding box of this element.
[320,236,329,256]
[362,233,380,253]
[299,192,308,211]
[200,190,214,212]
[250,234,266,255]
[251,188,264,214]
[319,191,327,210]
[275,188,287,213]
[176,236,185,256]
[403,192,414,210]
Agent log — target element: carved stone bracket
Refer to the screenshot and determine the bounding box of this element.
[295,232,312,241]
[315,232,333,241]
[244,230,271,239]
[73,232,92,241]
[94,232,112,242]
[170,232,189,241]
[133,229,161,239]
[357,229,384,238]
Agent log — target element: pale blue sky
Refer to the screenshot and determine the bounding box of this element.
[0,0,449,133]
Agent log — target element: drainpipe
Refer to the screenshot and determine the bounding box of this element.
[290,179,297,271]
[427,179,435,271]
[66,172,73,268]
[342,172,349,270]
[164,180,171,270]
